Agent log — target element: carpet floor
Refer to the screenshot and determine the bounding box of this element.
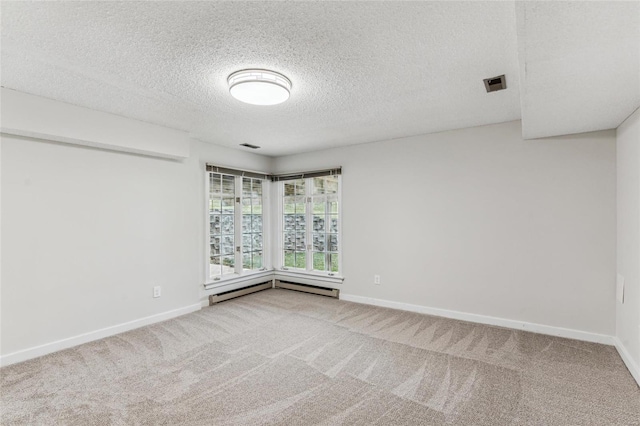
[1,288,639,425]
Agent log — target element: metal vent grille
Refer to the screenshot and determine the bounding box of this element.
[483,75,507,93]
[240,143,261,149]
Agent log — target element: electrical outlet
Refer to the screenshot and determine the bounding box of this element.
[153,286,162,298]
[374,275,381,285]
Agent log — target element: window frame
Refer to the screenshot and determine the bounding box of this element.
[204,171,270,286]
[276,175,343,279]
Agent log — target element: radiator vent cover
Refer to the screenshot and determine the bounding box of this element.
[209,281,272,305]
[274,280,339,298]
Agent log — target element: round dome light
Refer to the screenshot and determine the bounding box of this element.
[228,69,292,106]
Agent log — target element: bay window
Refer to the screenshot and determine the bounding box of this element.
[205,165,341,287]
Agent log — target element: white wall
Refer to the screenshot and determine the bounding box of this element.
[616,107,640,381]
[273,120,617,336]
[0,130,271,360]
[0,102,619,363]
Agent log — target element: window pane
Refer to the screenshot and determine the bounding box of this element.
[222,256,235,272]
[328,234,338,252]
[210,199,222,213]
[284,214,295,232]
[242,234,251,252]
[253,233,263,250]
[295,251,306,269]
[326,176,338,194]
[242,214,251,233]
[330,215,338,233]
[252,200,262,215]
[210,241,220,256]
[313,215,325,232]
[284,250,295,268]
[328,199,338,214]
[221,235,234,255]
[284,182,296,197]
[284,198,296,214]
[313,177,325,195]
[210,174,222,194]
[313,233,325,251]
[254,180,263,197]
[280,177,339,275]
[252,251,263,269]
[242,253,251,270]
[252,215,262,232]
[222,197,234,213]
[329,253,339,272]
[313,201,325,214]
[210,215,221,234]
[242,178,252,197]
[209,172,236,278]
[313,252,325,270]
[222,214,234,234]
[242,197,252,214]
[283,233,295,250]
[210,256,222,276]
[222,175,235,195]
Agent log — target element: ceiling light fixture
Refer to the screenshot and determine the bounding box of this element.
[228,69,291,106]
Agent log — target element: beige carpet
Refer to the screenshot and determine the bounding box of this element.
[1,288,639,425]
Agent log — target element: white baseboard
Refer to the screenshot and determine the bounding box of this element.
[339,293,614,345]
[0,303,201,368]
[613,337,640,387]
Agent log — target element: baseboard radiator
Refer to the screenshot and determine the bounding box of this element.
[274,280,339,298]
[209,281,273,305]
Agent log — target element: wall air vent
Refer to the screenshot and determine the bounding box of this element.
[483,74,507,93]
[240,143,261,149]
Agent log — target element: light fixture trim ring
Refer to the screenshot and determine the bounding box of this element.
[227,69,292,105]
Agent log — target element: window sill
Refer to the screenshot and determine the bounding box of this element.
[274,269,344,287]
[203,269,275,291]
[203,269,344,293]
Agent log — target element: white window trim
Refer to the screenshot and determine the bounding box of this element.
[203,172,272,286]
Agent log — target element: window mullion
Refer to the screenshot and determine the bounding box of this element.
[337,175,342,275]
[234,176,242,275]
[205,172,211,282]
[324,194,330,274]
[306,179,313,272]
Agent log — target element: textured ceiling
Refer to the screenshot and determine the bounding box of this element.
[1,1,638,156]
[516,1,640,139]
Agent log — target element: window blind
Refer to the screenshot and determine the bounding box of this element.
[270,167,341,182]
[206,164,270,180]
[206,165,342,181]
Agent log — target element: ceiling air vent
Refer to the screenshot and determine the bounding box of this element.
[483,74,506,93]
[240,143,261,149]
